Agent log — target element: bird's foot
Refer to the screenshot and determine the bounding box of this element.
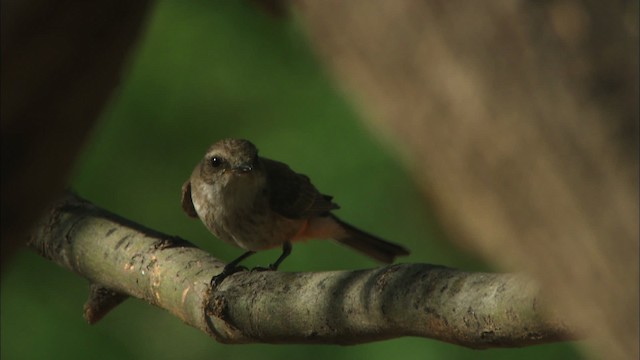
[250,264,278,272]
[210,265,248,287]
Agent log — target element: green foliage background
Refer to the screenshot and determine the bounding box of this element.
[2,2,581,359]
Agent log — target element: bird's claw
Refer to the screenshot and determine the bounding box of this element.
[210,265,248,287]
[250,264,277,272]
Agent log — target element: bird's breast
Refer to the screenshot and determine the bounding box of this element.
[193,181,302,251]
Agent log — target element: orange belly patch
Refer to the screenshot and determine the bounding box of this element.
[290,219,310,242]
[290,217,347,242]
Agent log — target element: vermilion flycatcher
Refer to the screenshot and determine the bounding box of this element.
[181,139,409,285]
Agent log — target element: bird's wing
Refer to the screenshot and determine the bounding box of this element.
[262,158,339,219]
[181,180,199,218]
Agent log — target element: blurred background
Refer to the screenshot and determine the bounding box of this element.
[1,2,583,359]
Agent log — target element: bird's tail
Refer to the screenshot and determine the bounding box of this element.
[331,215,410,263]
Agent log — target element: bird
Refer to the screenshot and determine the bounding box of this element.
[181,138,409,286]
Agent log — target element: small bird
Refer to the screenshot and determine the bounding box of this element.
[181,139,409,285]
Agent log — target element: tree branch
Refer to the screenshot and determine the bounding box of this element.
[28,193,575,348]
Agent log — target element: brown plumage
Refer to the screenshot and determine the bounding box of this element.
[181,139,409,285]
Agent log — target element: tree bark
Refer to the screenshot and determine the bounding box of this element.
[0,0,154,269]
[295,1,638,359]
[28,192,574,348]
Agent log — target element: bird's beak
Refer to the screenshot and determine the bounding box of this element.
[232,164,253,174]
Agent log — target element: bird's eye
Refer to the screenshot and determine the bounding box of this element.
[210,156,223,168]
